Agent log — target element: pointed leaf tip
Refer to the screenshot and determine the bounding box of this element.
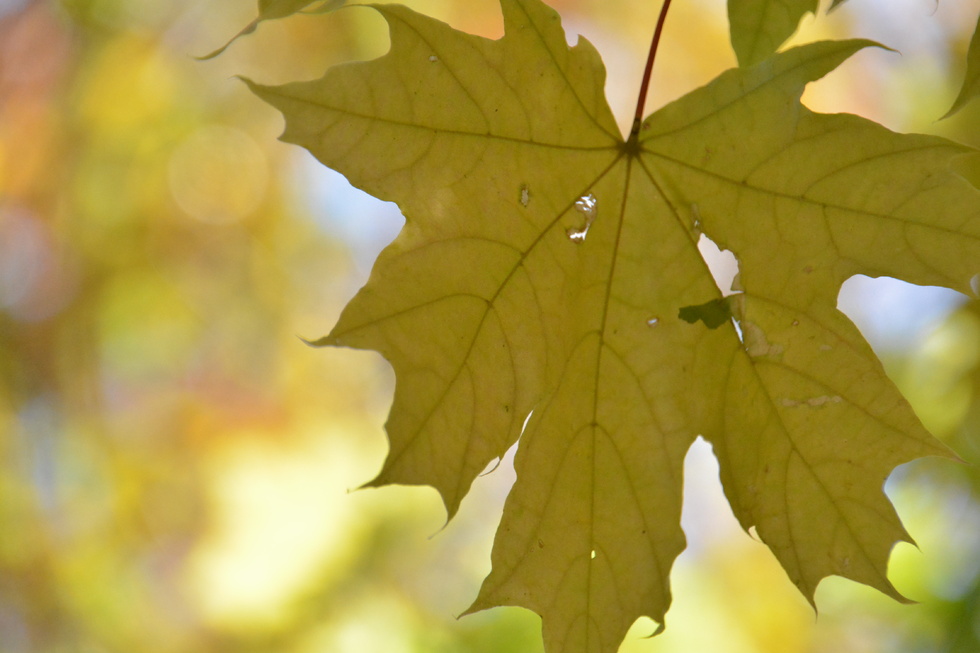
[941,13,980,119]
[728,0,820,67]
[298,334,332,347]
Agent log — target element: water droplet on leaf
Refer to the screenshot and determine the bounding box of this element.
[690,202,702,233]
[575,193,597,214]
[566,193,597,242]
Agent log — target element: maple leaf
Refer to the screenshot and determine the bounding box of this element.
[245,0,980,651]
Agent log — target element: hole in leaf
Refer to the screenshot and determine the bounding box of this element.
[519,409,534,438]
[697,233,739,296]
[590,549,596,559]
[729,315,744,342]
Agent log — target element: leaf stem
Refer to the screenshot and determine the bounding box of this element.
[631,0,673,138]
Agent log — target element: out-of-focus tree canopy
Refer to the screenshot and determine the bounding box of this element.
[0,1,977,652]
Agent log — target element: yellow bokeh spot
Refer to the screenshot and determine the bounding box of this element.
[186,426,373,631]
[76,34,178,135]
[168,125,268,224]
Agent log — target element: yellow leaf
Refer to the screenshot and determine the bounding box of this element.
[246,0,980,651]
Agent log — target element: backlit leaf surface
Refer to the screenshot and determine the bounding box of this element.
[247,1,980,651]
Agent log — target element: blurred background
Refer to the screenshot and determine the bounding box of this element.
[0,0,978,651]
